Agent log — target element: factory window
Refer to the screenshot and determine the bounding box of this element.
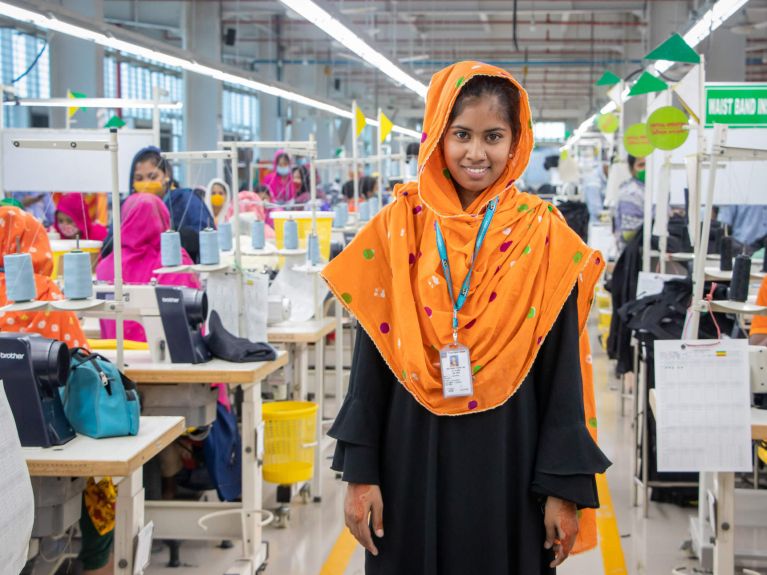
[223,87,259,142]
[103,53,184,151]
[533,121,567,143]
[0,28,50,127]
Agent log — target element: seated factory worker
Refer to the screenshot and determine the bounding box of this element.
[262,150,295,202]
[205,178,232,225]
[55,193,108,241]
[229,188,277,236]
[0,206,114,575]
[100,147,215,263]
[615,154,645,251]
[751,276,767,347]
[96,193,199,342]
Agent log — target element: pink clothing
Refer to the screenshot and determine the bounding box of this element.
[226,191,276,238]
[261,149,295,202]
[96,193,199,342]
[55,193,108,241]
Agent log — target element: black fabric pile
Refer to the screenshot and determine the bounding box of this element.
[557,200,590,243]
[204,310,277,363]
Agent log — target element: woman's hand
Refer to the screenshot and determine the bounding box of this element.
[344,483,384,556]
[543,496,579,568]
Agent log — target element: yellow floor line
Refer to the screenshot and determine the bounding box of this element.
[319,527,358,575]
[596,473,629,575]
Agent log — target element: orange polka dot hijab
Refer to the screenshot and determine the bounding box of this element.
[0,206,87,347]
[322,61,604,416]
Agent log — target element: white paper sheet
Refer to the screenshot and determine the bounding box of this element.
[0,380,35,575]
[654,339,752,473]
[206,271,269,342]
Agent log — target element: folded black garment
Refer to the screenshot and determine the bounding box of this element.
[204,310,278,363]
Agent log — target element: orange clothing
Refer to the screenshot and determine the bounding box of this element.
[752,276,767,335]
[322,61,604,553]
[0,206,87,346]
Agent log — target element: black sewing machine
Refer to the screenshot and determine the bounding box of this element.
[155,286,212,364]
[0,333,75,447]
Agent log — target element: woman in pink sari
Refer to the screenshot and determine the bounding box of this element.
[96,193,199,341]
[55,193,108,241]
[226,189,276,239]
[261,150,295,203]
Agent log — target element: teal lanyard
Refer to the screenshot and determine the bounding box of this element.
[434,198,498,342]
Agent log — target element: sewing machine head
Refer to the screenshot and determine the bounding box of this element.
[0,333,75,447]
[95,284,212,364]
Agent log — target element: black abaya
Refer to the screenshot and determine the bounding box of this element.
[329,287,611,575]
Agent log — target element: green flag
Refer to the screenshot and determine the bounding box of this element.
[595,71,621,87]
[628,72,668,97]
[104,115,126,129]
[644,33,700,64]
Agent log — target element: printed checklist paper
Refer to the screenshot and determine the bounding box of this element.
[654,339,752,473]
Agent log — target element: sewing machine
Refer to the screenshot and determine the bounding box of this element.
[94,284,217,427]
[0,333,75,447]
[751,345,767,409]
[95,283,211,365]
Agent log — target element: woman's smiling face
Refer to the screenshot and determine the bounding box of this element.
[442,94,514,207]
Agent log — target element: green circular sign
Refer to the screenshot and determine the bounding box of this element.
[623,123,654,158]
[597,113,619,134]
[647,106,690,151]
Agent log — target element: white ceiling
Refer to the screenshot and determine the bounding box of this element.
[102,0,767,125]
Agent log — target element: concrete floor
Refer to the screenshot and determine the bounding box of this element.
[144,324,707,575]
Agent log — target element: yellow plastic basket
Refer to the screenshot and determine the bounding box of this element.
[271,211,334,260]
[262,401,318,485]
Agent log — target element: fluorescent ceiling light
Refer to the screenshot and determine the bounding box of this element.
[400,54,430,63]
[3,97,182,109]
[564,0,749,148]
[0,0,421,138]
[276,0,428,99]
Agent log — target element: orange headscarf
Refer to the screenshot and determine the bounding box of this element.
[323,61,603,414]
[0,206,88,348]
[323,60,605,553]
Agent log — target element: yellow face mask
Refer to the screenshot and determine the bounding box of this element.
[133,180,166,197]
[210,194,226,208]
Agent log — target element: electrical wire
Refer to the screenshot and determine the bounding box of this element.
[12,39,48,85]
[512,0,519,52]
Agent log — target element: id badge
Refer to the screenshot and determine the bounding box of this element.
[439,343,473,398]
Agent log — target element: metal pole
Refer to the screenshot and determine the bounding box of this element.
[310,134,317,235]
[0,88,5,198]
[152,86,161,148]
[377,108,384,209]
[692,57,706,249]
[109,128,124,369]
[352,101,360,227]
[230,143,245,338]
[690,124,723,561]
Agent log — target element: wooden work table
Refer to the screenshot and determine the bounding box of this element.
[95,349,287,575]
[267,317,336,343]
[112,350,288,384]
[24,415,184,478]
[24,416,184,575]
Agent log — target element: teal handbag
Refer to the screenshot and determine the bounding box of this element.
[60,348,141,439]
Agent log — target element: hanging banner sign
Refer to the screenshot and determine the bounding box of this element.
[623,123,655,158]
[647,106,690,150]
[705,84,767,127]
